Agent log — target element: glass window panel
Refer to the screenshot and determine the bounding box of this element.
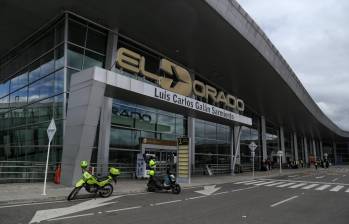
[0,80,10,98]
[11,108,26,127]
[0,112,10,131]
[10,87,28,109]
[217,141,230,155]
[55,44,65,70]
[86,28,107,53]
[175,118,187,135]
[67,45,84,70]
[205,123,216,140]
[195,121,205,138]
[68,20,87,46]
[27,99,53,125]
[40,51,55,77]
[54,69,64,94]
[134,109,157,132]
[55,19,65,45]
[83,50,104,69]
[110,128,139,149]
[157,114,175,134]
[39,29,54,55]
[53,94,64,119]
[28,74,54,103]
[66,68,79,91]
[10,71,28,92]
[28,60,41,84]
[217,125,229,141]
[0,96,9,114]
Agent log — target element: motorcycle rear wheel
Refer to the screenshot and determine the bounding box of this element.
[99,184,114,198]
[67,187,81,201]
[171,184,181,194]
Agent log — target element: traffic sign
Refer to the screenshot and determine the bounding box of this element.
[249,141,257,152]
[42,118,56,196]
[277,150,283,156]
[47,119,56,143]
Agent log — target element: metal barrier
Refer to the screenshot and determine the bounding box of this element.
[0,161,56,184]
[90,163,136,179]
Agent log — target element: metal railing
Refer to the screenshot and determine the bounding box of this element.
[0,161,56,183]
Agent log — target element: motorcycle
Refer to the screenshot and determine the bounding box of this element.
[147,172,181,194]
[67,167,120,201]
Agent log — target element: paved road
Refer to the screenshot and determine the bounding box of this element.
[1,168,348,224]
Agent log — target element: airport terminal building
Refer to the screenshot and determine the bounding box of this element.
[0,0,348,184]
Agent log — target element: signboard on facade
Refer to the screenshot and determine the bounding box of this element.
[177,137,190,183]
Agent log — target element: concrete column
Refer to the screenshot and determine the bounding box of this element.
[261,116,267,161]
[279,127,286,163]
[96,97,113,176]
[319,140,324,160]
[105,30,118,70]
[61,68,108,186]
[312,139,317,159]
[304,137,309,164]
[95,30,119,177]
[293,133,298,161]
[333,142,337,165]
[231,125,242,175]
[187,117,195,173]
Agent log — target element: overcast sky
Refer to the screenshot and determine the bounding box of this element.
[236,0,349,131]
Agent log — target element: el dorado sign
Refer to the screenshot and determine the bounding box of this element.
[116,47,245,112]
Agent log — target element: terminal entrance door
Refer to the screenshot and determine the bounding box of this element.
[140,138,178,175]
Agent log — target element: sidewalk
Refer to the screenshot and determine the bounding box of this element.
[0,167,316,205]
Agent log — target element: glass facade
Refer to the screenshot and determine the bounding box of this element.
[107,99,187,175]
[194,119,231,175]
[0,13,107,182]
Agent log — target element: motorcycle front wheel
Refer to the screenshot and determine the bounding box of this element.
[67,187,81,201]
[99,184,114,198]
[171,184,181,194]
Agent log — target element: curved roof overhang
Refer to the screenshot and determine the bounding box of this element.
[1,0,348,141]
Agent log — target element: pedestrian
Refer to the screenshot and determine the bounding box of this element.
[314,161,318,170]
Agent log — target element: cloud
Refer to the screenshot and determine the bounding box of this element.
[236,0,349,130]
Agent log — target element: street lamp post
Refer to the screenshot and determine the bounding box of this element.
[249,142,257,178]
[277,150,283,175]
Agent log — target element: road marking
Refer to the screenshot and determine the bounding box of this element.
[330,185,344,192]
[244,180,265,185]
[277,183,296,188]
[47,213,94,222]
[315,185,331,191]
[345,188,349,193]
[234,180,258,184]
[105,206,142,213]
[332,178,339,182]
[153,200,182,206]
[302,184,319,189]
[186,195,207,200]
[289,183,307,189]
[29,196,121,223]
[265,182,285,187]
[270,196,299,207]
[254,181,275,186]
[195,185,221,196]
[231,186,258,193]
[0,200,67,209]
[315,176,325,179]
[213,191,229,195]
[259,178,349,186]
[288,175,299,178]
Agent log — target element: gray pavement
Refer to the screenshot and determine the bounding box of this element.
[0,167,311,204]
[0,166,348,224]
